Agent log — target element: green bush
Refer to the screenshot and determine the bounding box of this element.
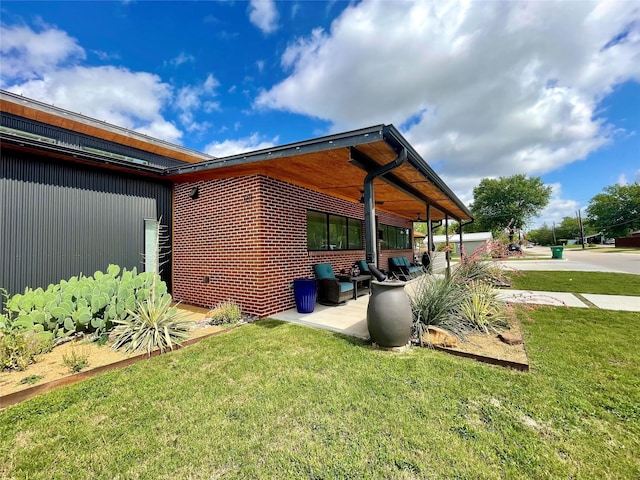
[208,301,242,325]
[0,330,53,371]
[110,289,192,356]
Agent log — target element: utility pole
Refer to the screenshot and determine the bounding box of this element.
[552,221,557,245]
[577,210,586,250]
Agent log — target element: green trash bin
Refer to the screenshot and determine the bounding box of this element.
[550,246,564,259]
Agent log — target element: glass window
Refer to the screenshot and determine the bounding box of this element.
[348,219,362,249]
[380,224,412,250]
[307,211,327,250]
[144,219,159,273]
[307,211,363,251]
[329,215,347,250]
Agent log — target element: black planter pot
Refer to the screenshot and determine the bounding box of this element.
[366,280,412,347]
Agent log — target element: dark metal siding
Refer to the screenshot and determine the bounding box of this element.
[0,150,173,297]
[1,113,186,168]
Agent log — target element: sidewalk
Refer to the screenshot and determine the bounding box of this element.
[496,289,640,312]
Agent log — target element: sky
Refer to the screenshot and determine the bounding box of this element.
[1,0,639,229]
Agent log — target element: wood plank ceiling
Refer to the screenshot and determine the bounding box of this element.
[169,139,471,222]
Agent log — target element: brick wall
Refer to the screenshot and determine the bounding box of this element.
[173,175,414,317]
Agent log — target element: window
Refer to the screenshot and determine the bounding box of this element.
[144,219,159,273]
[380,224,412,250]
[307,211,363,250]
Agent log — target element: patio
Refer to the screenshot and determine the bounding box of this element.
[270,279,425,340]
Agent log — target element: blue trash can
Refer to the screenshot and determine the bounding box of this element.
[293,278,317,313]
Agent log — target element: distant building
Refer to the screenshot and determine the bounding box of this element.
[428,232,493,256]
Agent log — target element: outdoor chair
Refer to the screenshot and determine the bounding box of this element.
[313,263,354,305]
[388,256,424,281]
[355,260,372,277]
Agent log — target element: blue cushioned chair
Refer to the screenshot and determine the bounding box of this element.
[388,256,424,281]
[313,263,354,305]
[355,260,371,277]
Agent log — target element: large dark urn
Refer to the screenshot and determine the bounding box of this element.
[367,280,413,347]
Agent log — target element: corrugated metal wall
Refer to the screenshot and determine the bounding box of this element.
[0,151,173,297]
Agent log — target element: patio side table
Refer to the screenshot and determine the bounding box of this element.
[351,275,371,299]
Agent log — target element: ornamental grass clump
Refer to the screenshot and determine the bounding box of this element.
[409,275,469,340]
[208,301,242,326]
[110,286,192,356]
[456,281,508,334]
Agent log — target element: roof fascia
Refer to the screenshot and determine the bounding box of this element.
[164,125,386,176]
[382,125,473,221]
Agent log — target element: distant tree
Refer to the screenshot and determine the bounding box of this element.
[470,174,552,234]
[527,223,555,246]
[586,183,640,238]
[555,216,580,242]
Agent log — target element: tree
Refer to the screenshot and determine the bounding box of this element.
[470,174,552,234]
[527,223,555,246]
[555,216,580,242]
[586,183,640,238]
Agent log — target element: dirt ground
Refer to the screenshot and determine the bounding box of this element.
[0,305,220,399]
[444,319,529,365]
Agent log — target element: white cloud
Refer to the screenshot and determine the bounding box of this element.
[255,0,640,187]
[7,65,182,143]
[174,74,221,131]
[248,0,279,34]
[166,52,195,68]
[0,23,229,144]
[530,183,579,229]
[203,133,278,158]
[0,23,85,82]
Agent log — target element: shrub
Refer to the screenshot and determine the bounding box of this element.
[453,244,510,286]
[409,275,470,340]
[0,330,53,371]
[110,289,192,356]
[456,282,508,334]
[208,301,242,325]
[62,346,90,373]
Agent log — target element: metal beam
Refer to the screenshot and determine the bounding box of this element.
[362,148,407,266]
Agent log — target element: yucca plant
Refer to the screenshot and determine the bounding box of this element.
[456,281,507,334]
[110,288,192,356]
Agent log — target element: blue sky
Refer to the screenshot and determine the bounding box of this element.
[1,0,639,229]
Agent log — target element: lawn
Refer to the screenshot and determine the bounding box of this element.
[508,270,640,296]
[1,308,639,479]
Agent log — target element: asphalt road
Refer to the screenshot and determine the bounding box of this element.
[499,246,640,276]
[561,247,640,275]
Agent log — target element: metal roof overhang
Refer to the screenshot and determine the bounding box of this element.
[1,133,169,179]
[165,125,473,222]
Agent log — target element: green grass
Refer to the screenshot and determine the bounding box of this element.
[1,312,639,479]
[509,271,640,296]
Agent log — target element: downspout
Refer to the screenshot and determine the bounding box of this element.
[364,148,408,266]
[445,215,451,278]
[426,205,432,273]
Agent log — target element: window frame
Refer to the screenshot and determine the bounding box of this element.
[306,210,364,251]
[380,224,413,250]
